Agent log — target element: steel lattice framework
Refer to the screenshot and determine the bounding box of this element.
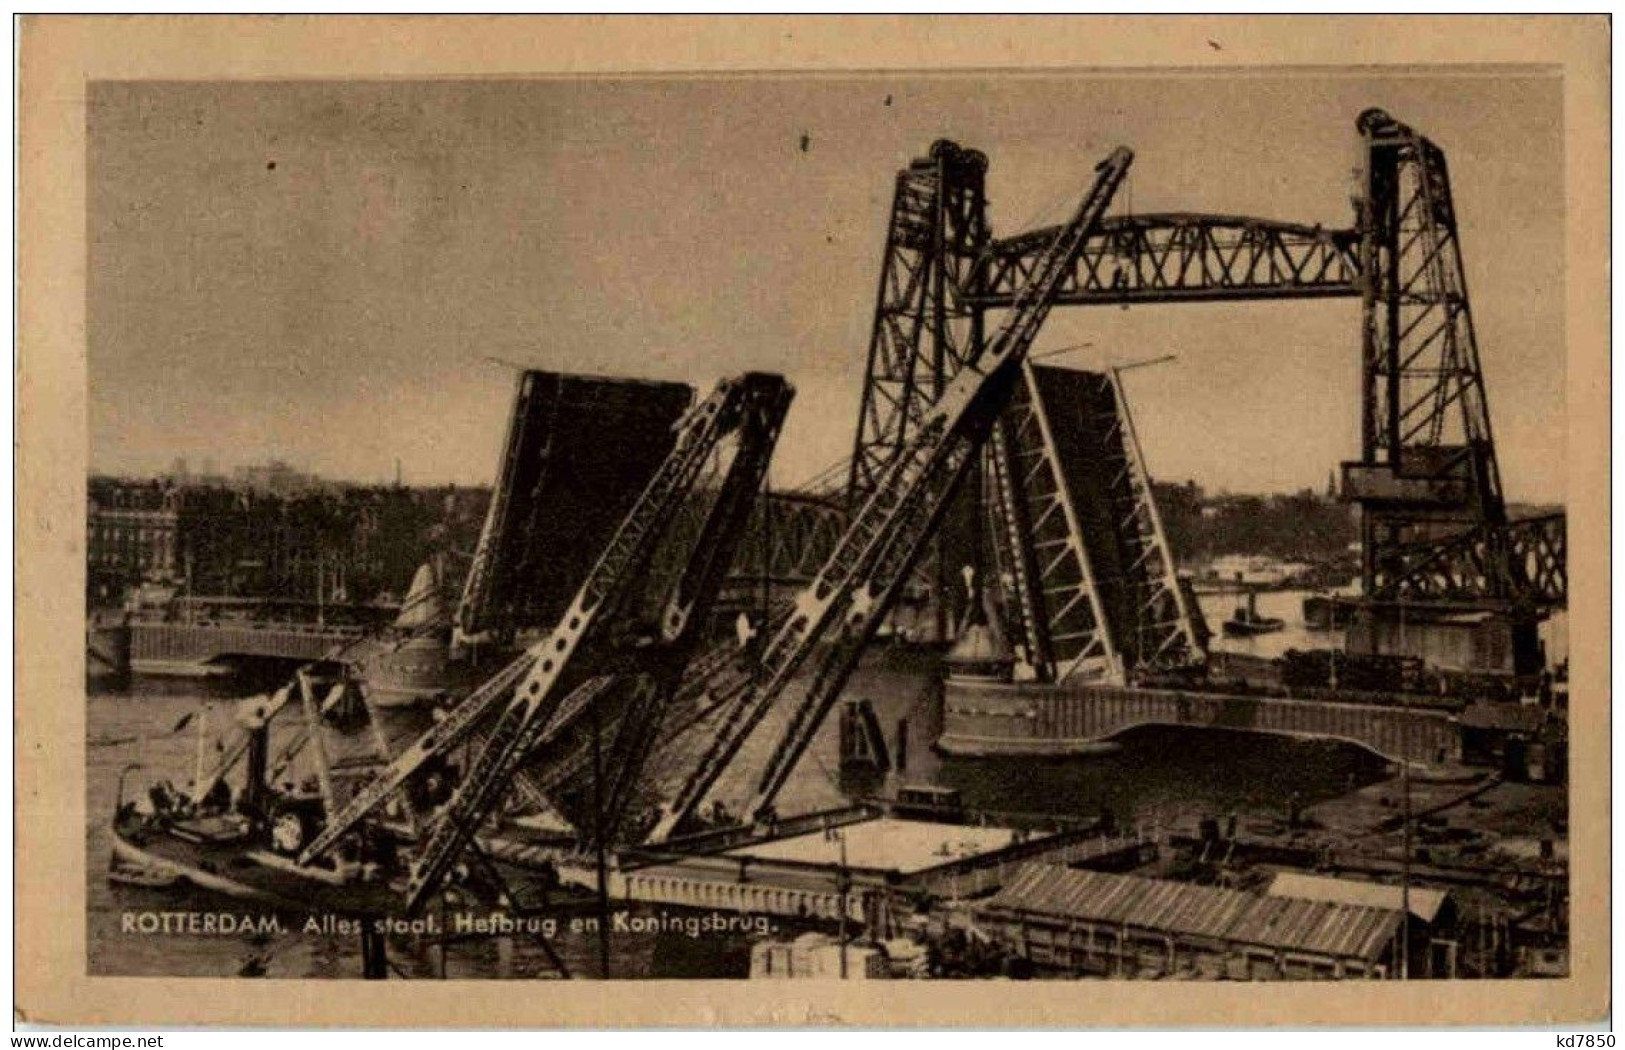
[983,365,1121,682]
[845,141,992,640]
[984,364,1203,684]
[1338,108,1561,608]
[973,213,1361,308]
[1098,368,1206,671]
[848,140,990,503]
[277,115,1567,903]
[1367,512,1566,608]
[850,115,1564,638]
[729,491,849,586]
[299,374,794,912]
[653,148,1136,839]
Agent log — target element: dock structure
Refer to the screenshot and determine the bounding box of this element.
[612,807,1153,924]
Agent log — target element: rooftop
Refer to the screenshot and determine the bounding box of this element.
[723,818,1040,876]
[1267,871,1450,924]
[981,863,1403,963]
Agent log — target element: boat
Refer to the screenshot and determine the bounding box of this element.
[1221,592,1285,637]
[105,682,595,925]
[110,800,408,915]
[106,857,181,890]
[1222,615,1285,637]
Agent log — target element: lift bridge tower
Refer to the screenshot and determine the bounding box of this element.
[1341,109,1564,627]
[847,141,992,645]
[847,140,1203,683]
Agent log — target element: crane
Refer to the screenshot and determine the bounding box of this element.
[295,374,791,897]
[649,145,1134,841]
[396,372,790,914]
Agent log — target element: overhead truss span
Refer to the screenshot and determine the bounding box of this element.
[973,213,1362,308]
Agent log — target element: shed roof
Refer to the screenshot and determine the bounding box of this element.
[1267,871,1449,924]
[980,864,1402,964]
[723,818,1031,875]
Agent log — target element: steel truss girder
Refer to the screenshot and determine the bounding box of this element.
[982,415,1054,675]
[987,364,1203,684]
[1099,369,1207,672]
[727,492,849,586]
[1358,110,1500,488]
[984,363,1120,683]
[845,141,992,641]
[402,374,792,912]
[457,370,540,634]
[847,115,1557,625]
[848,141,990,504]
[1368,512,1565,608]
[310,374,792,913]
[971,213,1361,308]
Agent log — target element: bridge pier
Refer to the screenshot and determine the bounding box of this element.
[86,619,132,684]
[940,678,1461,766]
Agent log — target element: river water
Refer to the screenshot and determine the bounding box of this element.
[87,589,1394,979]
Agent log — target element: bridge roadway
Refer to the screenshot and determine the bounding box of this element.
[122,619,366,673]
[938,677,1463,766]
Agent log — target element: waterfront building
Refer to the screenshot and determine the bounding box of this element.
[86,476,489,610]
[86,480,179,604]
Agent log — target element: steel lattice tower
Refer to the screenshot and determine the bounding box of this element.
[847,140,1205,682]
[1344,108,1509,601]
[847,140,990,640]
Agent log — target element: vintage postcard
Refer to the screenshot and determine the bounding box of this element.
[14,15,1610,1027]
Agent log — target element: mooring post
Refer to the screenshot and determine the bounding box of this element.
[496,934,515,978]
[360,923,388,980]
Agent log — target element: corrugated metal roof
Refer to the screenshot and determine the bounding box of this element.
[1267,871,1449,923]
[981,864,1402,963]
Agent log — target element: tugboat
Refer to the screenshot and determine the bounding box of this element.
[108,680,416,913]
[1221,590,1285,637]
[106,667,589,976]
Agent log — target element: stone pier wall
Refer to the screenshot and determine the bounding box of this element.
[941,679,1461,764]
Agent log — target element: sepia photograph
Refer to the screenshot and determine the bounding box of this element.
[15,14,1610,1029]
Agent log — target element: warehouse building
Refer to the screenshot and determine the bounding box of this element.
[975,864,1410,979]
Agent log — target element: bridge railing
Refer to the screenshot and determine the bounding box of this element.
[127,617,370,638]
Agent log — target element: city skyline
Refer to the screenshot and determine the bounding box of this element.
[89,74,1566,502]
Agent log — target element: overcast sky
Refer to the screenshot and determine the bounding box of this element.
[88,72,1565,501]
